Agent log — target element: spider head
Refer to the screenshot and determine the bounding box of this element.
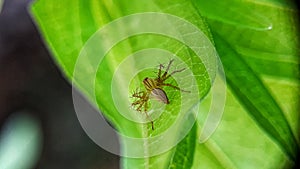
[143,77,156,91]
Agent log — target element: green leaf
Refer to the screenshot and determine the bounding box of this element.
[193,0,300,79]
[168,123,197,169]
[213,32,298,160]
[31,0,214,168]
[0,0,3,12]
[122,122,197,169]
[30,0,299,168]
[193,0,299,160]
[192,87,294,169]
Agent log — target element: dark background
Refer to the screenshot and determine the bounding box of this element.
[0,0,119,168]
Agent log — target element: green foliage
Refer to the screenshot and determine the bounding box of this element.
[0,0,3,12]
[193,0,299,160]
[31,0,299,168]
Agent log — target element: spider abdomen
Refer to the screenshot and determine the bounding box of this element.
[150,88,169,104]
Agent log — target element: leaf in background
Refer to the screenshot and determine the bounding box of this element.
[213,32,298,160]
[194,0,299,79]
[167,123,197,169]
[192,87,294,169]
[0,0,3,12]
[193,0,299,160]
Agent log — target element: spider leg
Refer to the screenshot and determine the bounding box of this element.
[132,93,144,99]
[163,68,186,81]
[161,59,174,79]
[157,63,164,80]
[132,95,145,107]
[132,90,147,99]
[137,93,150,112]
[131,99,143,107]
[131,91,154,129]
[136,101,145,112]
[144,99,154,130]
[131,88,142,97]
[162,83,190,93]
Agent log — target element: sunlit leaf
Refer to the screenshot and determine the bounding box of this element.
[31,0,299,168]
[31,0,214,167]
[193,0,299,160]
[0,0,3,12]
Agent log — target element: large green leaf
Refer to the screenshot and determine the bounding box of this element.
[192,0,299,160]
[193,0,299,79]
[31,0,214,167]
[191,87,295,169]
[31,0,299,168]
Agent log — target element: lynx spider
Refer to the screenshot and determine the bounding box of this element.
[131,59,189,130]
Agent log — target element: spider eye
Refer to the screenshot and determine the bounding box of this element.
[151,88,169,104]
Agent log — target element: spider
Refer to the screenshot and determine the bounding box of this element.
[131,59,190,130]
